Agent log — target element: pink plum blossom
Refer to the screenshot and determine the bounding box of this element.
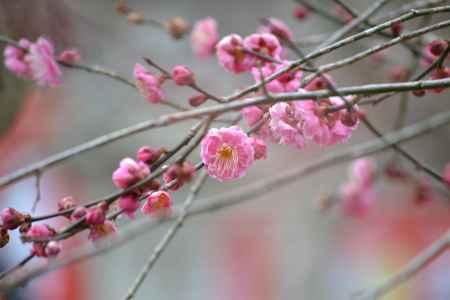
[112,157,150,189]
[118,194,140,219]
[171,65,195,86]
[27,224,56,257]
[252,61,302,93]
[134,63,166,103]
[141,191,173,216]
[200,126,255,181]
[249,137,267,160]
[26,37,62,86]
[296,96,359,146]
[3,38,32,79]
[4,37,62,86]
[244,33,282,61]
[269,102,306,149]
[88,221,117,242]
[190,17,219,58]
[216,34,255,73]
[241,106,264,127]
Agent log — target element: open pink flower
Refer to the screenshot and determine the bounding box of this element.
[252,61,301,93]
[134,63,166,103]
[118,194,140,219]
[25,37,62,86]
[112,157,150,189]
[296,96,359,146]
[269,102,306,149]
[27,224,56,257]
[4,37,61,86]
[258,18,293,42]
[216,34,255,73]
[201,126,254,181]
[241,106,264,127]
[191,17,219,58]
[88,220,117,242]
[244,33,282,61]
[141,191,173,216]
[4,38,32,79]
[443,163,450,186]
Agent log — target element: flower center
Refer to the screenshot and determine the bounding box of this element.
[217,145,234,160]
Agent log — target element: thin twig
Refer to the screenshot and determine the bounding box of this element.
[3,109,450,291]
[1,77,450,190]
[124,171,209,300]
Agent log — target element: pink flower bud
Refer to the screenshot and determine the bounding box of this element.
[27,224,56,257]
[57,196,76,212]
[58,49,81,64]
[134,63,165,103]
[189,94,208,107]
[118,194,140,219]
[141,191,173,216]
[171,65,195,86]
[340,110,359,127]
[45,241,61,257]
[390,21,403,37]
[137,146,165,165]
[85,206,106,225]
[249,137,267,160]
[293,5,310,20]
[112,157,150,189]
[427,40,448,57]
[0,208,25,230]
[163,161,196,191]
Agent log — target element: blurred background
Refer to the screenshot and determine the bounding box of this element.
[1,0,450,299]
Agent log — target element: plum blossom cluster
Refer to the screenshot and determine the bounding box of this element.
[3,36,80,86]
[0,207,62,257]
[112,146,178,218]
